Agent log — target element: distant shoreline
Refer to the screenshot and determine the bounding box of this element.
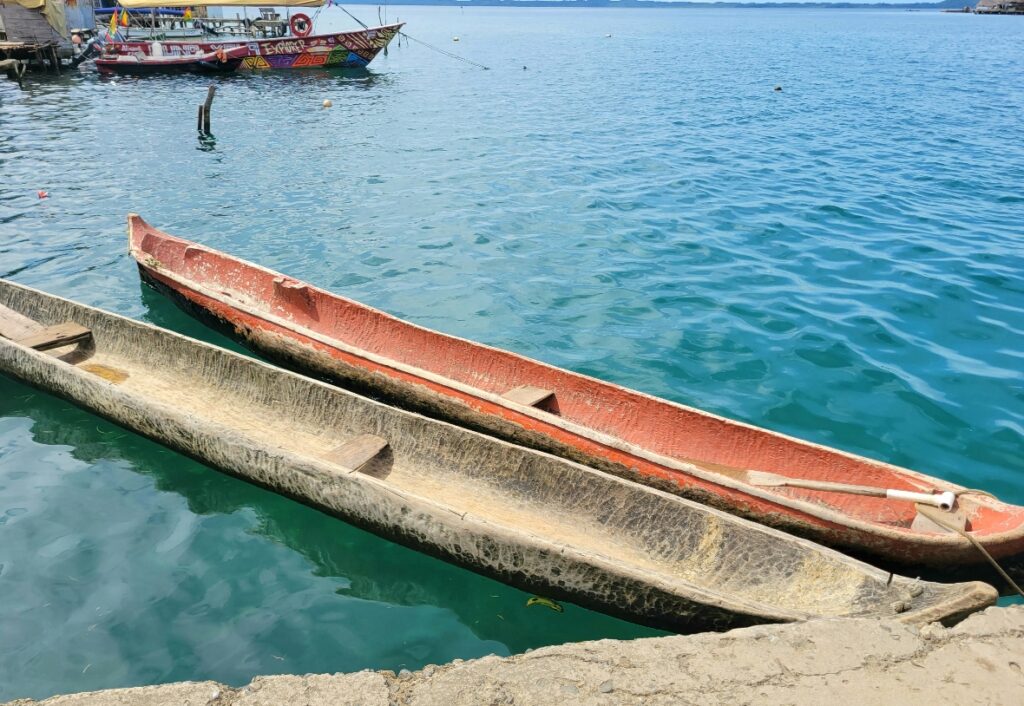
[338,1,973,10]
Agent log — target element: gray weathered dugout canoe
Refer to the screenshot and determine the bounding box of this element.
[0,278,998,632]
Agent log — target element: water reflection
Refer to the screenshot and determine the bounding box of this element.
[137,280,250,353]
[197,133,218,152]
[247,66,393,89]
[0,374,666,656]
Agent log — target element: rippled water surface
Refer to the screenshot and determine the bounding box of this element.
[2,6,1023,701]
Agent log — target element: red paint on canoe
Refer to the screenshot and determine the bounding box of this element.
[95,44,249,75]
[128,215,1024,580]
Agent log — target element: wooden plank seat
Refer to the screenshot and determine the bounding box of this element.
[502,385,556,410]
[14,322,92,351]
[325,434,389,472]
[0,302,41,340]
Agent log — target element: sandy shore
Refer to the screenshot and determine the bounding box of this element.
[6,605,1021,705]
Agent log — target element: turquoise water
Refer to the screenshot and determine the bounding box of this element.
[2,6,1023,700]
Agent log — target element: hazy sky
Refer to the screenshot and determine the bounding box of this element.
[451,0,934,4]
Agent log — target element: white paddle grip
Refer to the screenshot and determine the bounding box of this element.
[887,489,956,511]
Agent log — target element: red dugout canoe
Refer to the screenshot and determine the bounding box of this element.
[127,215,1024,590]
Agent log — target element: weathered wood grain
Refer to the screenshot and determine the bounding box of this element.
[326,434,389,472]
[502,385,556,409]
[15,322,92,351]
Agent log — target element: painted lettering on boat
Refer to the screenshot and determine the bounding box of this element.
[164,44,200,56]
[265,40,307,56]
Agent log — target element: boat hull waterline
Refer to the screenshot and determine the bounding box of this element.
[101,24,403,71]
[96,45,249,75]
[0,278,998,632]
[126,215,1024,589]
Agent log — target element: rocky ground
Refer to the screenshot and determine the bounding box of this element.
[6,605,1022,705]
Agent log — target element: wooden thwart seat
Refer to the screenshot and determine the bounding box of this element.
[326,434,389,472]
[15,322,93,351]
[1,302,93,352]
[502,385,556,409]
[0,302,41,340]
[913,504,969,534]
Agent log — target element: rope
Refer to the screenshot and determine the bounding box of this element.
[917,505,1024,599]
[326,3,487,69]
[399,32,489,71]
[956,488,997,500]
[329,2,370,30]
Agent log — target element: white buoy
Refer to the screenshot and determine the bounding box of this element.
[453,36,459,42]
[323,99,333,108]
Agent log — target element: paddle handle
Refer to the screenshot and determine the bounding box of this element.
[777,479,885,497]
[748,473,957,510]
[888,489,956,511]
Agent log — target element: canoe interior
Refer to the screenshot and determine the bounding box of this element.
[125,217,1024,575]
[0,279,998,631]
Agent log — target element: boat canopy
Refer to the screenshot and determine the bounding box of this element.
[117,0,324,8]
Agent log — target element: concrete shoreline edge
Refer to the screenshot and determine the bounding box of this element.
[6,605,1022,705]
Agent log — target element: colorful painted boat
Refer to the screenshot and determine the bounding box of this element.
[99,24,402,71]
[127,215,1024,591]
[108,1,402,70]
[95,44,248,75]
[0,277,999,631]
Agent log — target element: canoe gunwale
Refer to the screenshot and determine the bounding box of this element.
[0,278,998,630]
[126,217,1024,561]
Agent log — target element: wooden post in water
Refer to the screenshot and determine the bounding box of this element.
[197,85,216,135]
[1,59,26,88]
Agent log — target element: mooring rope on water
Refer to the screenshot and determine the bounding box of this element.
[329,3,488,70]
[397,32,490,71]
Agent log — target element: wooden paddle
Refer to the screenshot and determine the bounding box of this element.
[746,471,956,510]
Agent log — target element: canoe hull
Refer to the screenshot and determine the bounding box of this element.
[96,44,251,74]
[135,264,1024,590]
[235,26,401,70]
[95,57,244,75]
[0,279,998,631]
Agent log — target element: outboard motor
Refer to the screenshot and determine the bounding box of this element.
[70,37,104,68]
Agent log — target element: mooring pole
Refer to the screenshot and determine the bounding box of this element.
[2,59,26,88]
[197,85,216,134]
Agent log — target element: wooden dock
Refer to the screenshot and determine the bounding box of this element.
[0,40,62,72]
[0,0,70,71]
